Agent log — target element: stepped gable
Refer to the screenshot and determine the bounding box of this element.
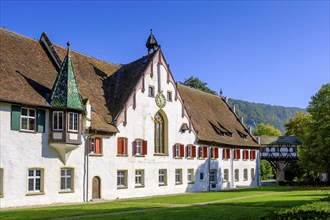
[0,28,57,106]
[177,84,259,147]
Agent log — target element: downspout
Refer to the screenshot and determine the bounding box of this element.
[85,133,95,202]
[230,148,234,188]
[208,145,211,191]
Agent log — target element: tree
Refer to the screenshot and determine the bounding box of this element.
[253,123,281,180]
[181,76,217,95]
[254,123,282,136]
[285,111,311,136]
[298,84,330,174]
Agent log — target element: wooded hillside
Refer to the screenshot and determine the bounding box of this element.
[228,99,306,134]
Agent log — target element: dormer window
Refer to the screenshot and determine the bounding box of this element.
[68,112,78,132]
[52,111,64,131]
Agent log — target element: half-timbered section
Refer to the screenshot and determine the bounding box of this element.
[259,136,301,182]
[0,28,260,208]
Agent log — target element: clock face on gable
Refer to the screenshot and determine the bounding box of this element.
[155,92,166,108]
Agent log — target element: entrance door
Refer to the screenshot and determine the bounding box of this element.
[92,176,100,199]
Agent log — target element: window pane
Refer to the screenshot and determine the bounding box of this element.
[21,118,27,129]
[28,170,34,176]
[29,118,35,130]
[21,108,28,116]
[28,179,34,191]
[29,109,35,117]
[36,170,41,176]
[35,178,41,190]
[61,177,66,189]
[67,177,72,189]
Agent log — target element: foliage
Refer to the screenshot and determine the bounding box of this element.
[254,123,282,136]
[261,160,275,180]
[298,84,330,174]
[285,111,311,136]
[180,76,217,95]
[229,99,305,134]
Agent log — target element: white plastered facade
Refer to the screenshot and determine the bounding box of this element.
[0,51,259,208]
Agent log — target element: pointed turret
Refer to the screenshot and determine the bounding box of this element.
[50,42,84,111]
[49,42,84,165]
[145,29,159,54]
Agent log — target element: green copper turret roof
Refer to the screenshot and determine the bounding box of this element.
[50,44,84,111]
[145,29,159,52]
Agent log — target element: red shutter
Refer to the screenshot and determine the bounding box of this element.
[238,150,241,159]
[227,149,230,159]
[203,147,208,158]
[89,138,93,153]
[133,141,137,155]
[192,145,196,158]
[117,138,123,155]
[95,138,101,154]
[251,150,255,160]
[214,148,219,158]
[142,140,147,155]
[173,145,176,158]
[180,144,184,157]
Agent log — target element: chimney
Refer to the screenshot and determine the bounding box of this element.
[225,97,228,103]
[240,117,244,124]
[248,126,252,134]
[257,137,261,144]
[233,105,236,113]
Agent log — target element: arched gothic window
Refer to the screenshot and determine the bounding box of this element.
[154,112,165,154]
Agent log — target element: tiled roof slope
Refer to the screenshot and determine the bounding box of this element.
[178,84,259,147]
[1,28,153,133]
[0,28,57,106]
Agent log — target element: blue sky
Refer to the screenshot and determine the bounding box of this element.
[1,1,329,108]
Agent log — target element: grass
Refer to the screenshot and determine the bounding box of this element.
[1,186,329,220]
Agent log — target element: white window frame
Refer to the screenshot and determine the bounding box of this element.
[223,169,229,182]
[117,170,127,188]
[60,168,74,191]
[187,169,194,183]
[159,169,167,185]
[27,169,43,193]
[251,168,255,180]
[175,169,182,184]
[210,169,217,183]
[21,107,36,131]
[148,86,155,97]
[174,144,180,157]
[187,145,192,158]
[135,170,144,187]
[244,169,248,181]
[0,168,3,197]
[235,169,239,182]
[135,139,143,155]
[52,111,64,131]
[68,112,79,132]
[167,91,172,101]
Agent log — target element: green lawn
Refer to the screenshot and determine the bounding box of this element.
[1,186,329,220]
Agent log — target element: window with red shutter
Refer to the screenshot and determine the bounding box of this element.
[142,140,147,155]
[198,147,203,158]
[214,147,219,158]
[203,147,208,159]
[180,144,184,157]
[192,145,196,158]
[117,138,127,155]
[95,138,101,154]
[250,150,255,160]
[90,137,102,155]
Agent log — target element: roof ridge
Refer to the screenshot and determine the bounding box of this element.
[0,27,39,42]
[177,83,220,97]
